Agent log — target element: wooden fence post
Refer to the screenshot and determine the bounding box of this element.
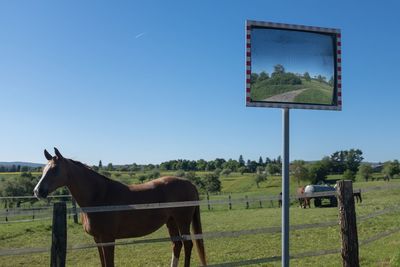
[337,180,359,267]
[245,195,249,209]
[206,193,211,211]
[51,202,67,267]
[71,197,78,224]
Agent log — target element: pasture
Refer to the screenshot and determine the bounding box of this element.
[0,173,400,266]
[250,77,333,105]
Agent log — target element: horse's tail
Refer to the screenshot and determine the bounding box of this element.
[192,205,207,266]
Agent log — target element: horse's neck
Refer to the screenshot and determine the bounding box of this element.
[65,161,108,207]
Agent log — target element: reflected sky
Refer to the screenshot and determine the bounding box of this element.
[251,28,335,79]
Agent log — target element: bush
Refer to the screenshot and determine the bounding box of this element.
[185,172,204,189]
[238,166,247,175]
[0,173,40,206]
[343,169,356,181]
[148,170,160,179]
[138,174,147,183]
[175,170,185,178]
[100,171,111,178]
[213,168,222,176]
[254,173,267,188]
[358,164,373,181]
[221,168,232,176]
[202,173,221,193]
[308,161,329,184]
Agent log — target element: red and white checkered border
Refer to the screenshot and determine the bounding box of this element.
[245,20,342,111]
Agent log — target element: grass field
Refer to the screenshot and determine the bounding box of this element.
[293,80,333,104]
[1,173,400,266]
[251,78,333,105]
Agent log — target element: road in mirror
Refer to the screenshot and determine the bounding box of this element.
[250,27,335,105]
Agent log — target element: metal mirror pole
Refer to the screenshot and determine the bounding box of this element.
[282,108,290,267]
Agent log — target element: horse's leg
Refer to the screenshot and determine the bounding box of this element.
[182,228,193,267]
[103,242,115,267]
[94,237,106,267]
[167,218,182,267]
[176,218,193,267]
[95,237,115,267]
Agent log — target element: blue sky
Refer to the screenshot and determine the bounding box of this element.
[0,1,399,165]
[251,28,334,79]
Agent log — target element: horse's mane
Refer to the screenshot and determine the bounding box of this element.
[68,159,115,183]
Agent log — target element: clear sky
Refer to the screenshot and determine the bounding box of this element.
[1,0,399,165]
[252,28,334,79]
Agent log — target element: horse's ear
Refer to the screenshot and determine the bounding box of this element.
[54,147,63,159]
[44,149,52,161]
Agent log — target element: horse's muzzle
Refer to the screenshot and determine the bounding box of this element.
[34,186,48,199]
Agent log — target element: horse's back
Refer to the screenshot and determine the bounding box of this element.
[128,176,199,203]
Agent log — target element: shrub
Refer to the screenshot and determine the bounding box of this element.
[148,170,160,179]
[221,168,232,176]
[202,173,221,193]
[185,172,204,189]
[100,171,111,178]
[254,173,267,188]
[175,170,185,178]
[358,164,373,181]
[138,174,147,183]
[343,169,356,181]
[238,166,247,175]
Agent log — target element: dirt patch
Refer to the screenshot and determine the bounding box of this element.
[263,88,308,102]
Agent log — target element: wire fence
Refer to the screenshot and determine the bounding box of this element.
[1,197,399,257]
[1,211,399,261]
[208,225,400,267]
[1,181,399,266]
[0,192,334,223]
[3,182,400,223]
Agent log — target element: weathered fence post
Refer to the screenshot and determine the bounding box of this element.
[228,194,232,210]
[206,192,211,211]
[245,195,249,209]
[337,180,359,267]
[51,202,67,267]
[71,197,78,224]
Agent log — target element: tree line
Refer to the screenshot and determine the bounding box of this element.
[251,64,334,87]
[291,149,400,185]
[0,165,42,173]
[1,149,399,200]
[94,156,283,175]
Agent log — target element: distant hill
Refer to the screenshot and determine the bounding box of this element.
[0,162,44,168]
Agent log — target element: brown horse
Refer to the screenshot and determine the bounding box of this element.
[296,186,311,209]
[34,148,206,267]
[353,189,362,203]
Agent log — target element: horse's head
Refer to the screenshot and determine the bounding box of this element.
[34,148,69,199]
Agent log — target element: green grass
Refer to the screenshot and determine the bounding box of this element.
[293,88,332,104]
[1,174,400,266]
[250,83,304,100]
[250,78,333,104]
